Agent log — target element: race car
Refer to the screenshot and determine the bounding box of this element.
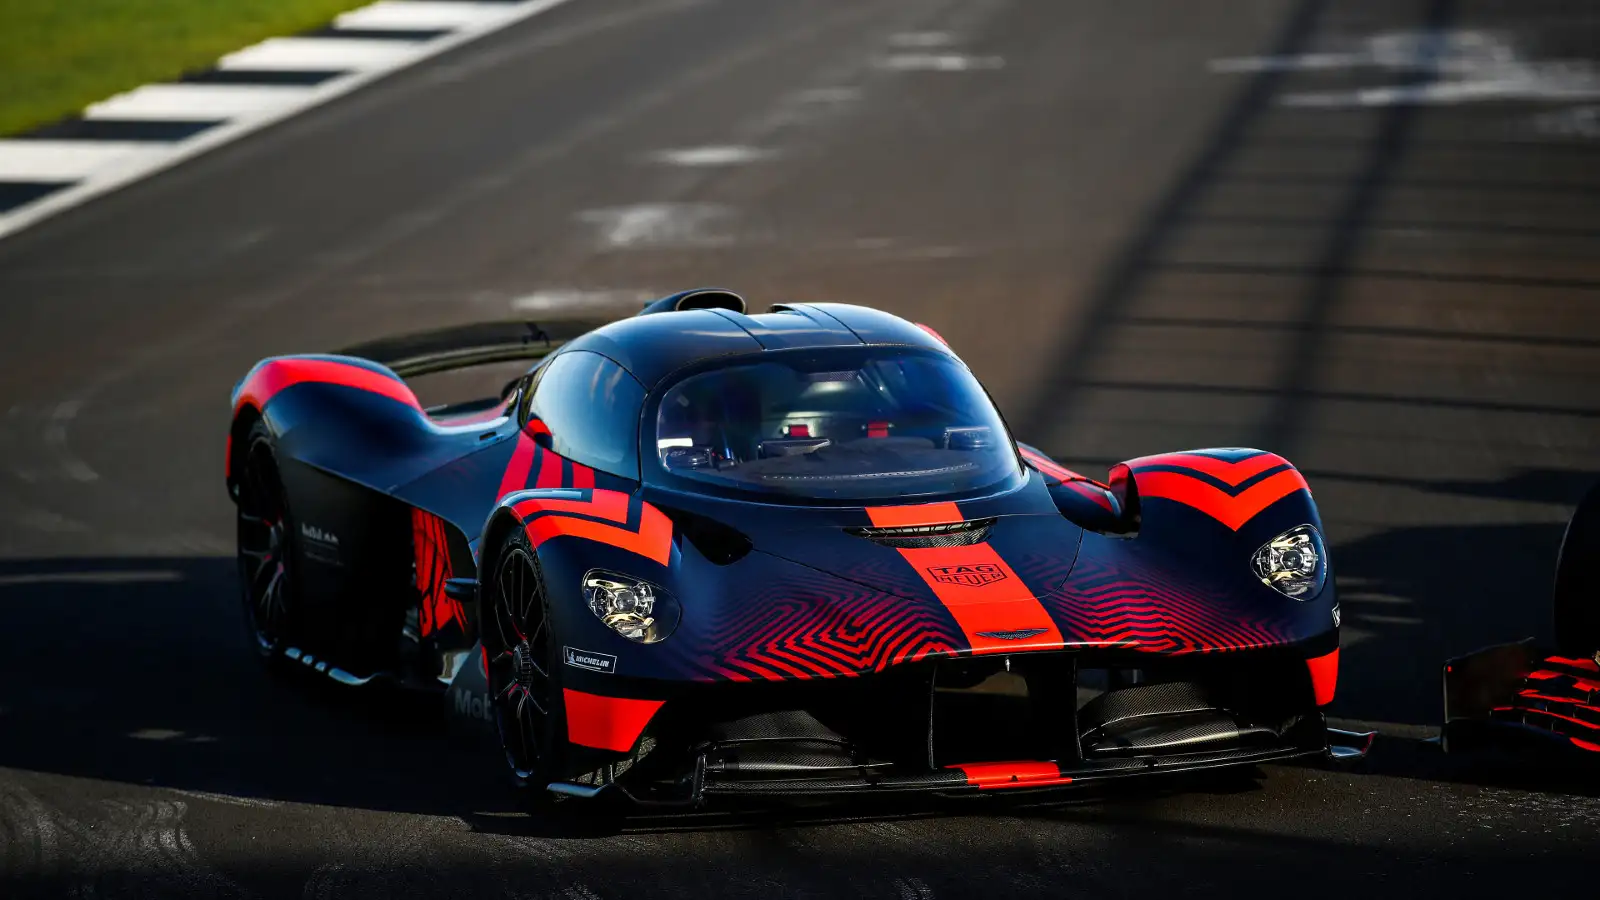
[1441,480,1600,759]
[226,288,1370,810]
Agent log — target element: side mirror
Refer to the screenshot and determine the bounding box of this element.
[444,577,477,604]
[527,419,554,449]
[1105,463,1141,535]
[499,375,526,401]
[1043,463,1139,536]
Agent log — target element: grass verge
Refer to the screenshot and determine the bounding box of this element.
[0,0,373,136]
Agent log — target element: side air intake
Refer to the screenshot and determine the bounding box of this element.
[637,288,747,316]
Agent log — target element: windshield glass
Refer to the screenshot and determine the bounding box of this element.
[650,347,1021,501]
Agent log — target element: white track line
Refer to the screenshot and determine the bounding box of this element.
[335,1,525,32]
[85,84,320,121]
[0,142,166,181]
[219,37,426,72]
[0,0,579,243]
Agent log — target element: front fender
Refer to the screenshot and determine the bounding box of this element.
[476,488,682,666]
[1049,448,1338,654]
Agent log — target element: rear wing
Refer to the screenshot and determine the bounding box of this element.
[335,319,610,378]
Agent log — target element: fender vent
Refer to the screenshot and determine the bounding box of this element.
[656,505,753,565]
[846,518,995,549]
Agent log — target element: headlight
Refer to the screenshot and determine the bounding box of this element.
[1251,524,1327,600]
[582,570,679,643]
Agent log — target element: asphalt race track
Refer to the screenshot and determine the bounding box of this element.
[2,0,1599,895]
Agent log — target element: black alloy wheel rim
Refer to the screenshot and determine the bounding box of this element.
[237,436,292,655]
[489,546,553,784]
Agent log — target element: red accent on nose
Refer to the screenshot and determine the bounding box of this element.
[562,689,664,752]
[952,761,1070,789]
[1306,648,1339,706]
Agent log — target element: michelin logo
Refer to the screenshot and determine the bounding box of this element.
[564,646,617,675]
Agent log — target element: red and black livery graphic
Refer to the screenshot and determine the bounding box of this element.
[658,562,966,682]
[1040,548,1304,654]
[227,356,421,479]
[412,508,462,638]
[510,488,674,568]
[866,502,1065,655]
[232,356,420,417]
[1019,446,1114,512]
[496,420,597,499]
[1491,654,1600,752]
[1123,448,1309,531]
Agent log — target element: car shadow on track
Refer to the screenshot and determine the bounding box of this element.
[0,553,1297,830]
[0,555,514,818]
[4,518,1600,831]
[4,782,1594,900]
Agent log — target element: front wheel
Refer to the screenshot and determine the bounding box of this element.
[1553,481,1600,658]
[484,528,571,810]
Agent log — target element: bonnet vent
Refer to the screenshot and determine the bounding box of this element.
[845,518,995,549]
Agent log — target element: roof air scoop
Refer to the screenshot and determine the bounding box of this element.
[637,288,747,316]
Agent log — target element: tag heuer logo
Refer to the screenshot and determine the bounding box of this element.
[927,564,1007,586]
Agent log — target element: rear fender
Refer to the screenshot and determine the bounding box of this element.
[227,355,488,671]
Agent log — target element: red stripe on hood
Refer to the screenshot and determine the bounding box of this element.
[867,504,1063,654]
[866,502,962,528]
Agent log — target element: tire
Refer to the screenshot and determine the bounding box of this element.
[1554,481,1600,658]
[235,421,302,664]
[483,528,573,814]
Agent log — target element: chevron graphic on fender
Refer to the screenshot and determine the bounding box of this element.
[511,489,673,567]
[1124,449,1308,531]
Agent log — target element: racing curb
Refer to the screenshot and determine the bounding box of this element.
[0,0,578,243]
